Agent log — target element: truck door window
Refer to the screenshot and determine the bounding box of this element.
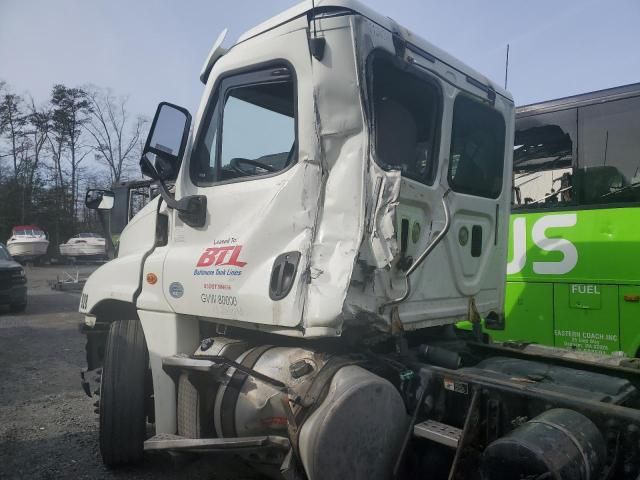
[370,55,441,185]
[448,95,506,199]
[191,67,296,185]
[220,82,294,180]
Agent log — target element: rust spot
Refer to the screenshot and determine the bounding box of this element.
[260,416,288,426]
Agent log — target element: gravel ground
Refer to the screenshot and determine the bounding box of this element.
[0,264,263,480]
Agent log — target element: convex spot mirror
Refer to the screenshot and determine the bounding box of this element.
[85,189,115,210]
[141,102,192,181]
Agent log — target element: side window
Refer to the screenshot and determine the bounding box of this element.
[577,96,640,205]
[512,108,576,209]
[371,55,441,184]
[448,96,506,199]
[220,82,295,181]
[191,67,295,185]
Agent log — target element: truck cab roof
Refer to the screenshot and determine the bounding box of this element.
[233,0,512,104]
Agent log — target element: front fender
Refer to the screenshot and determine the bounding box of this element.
[80,198,160,315]
[79,254,147,315]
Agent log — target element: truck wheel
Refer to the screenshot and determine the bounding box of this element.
[99,320,148,467]
[177,372,214,438]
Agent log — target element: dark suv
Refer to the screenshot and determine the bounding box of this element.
[0,242,27,312]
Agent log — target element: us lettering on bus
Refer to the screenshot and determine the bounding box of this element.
[507,214,577,275]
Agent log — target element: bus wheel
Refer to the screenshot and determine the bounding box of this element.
[99,320,148,467]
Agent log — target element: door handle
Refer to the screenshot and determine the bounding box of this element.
[471,225,482,257]
[269,252,301,301]
[624,294,640,303]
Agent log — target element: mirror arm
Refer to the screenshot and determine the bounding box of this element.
[140,153,206,228]
[154,176,207,229]
[154,175,180,210]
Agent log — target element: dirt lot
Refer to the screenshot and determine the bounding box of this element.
[0,264,261,480]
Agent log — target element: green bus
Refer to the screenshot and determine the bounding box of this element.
[488,82,640,356]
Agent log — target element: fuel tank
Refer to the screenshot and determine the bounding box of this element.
[177,340,409,480]
[481,408,606,480]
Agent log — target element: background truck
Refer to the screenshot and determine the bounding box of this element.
[109,179,158,239]
[79,1,640,479]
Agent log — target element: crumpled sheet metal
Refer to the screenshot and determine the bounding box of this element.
[352,15,402,274]
[302,15,402,334]
[367,164,401,269]
[302,15,369,334]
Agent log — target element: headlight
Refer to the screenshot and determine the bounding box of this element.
[11,268,26,283]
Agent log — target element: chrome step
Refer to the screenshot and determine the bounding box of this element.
[413,420,462,448]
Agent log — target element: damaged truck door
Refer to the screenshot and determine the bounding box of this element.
[348,19,513,331]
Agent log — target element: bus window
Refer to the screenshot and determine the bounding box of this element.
[512,108,577,208]
[577,96,640,205]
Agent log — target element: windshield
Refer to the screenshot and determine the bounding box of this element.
[0,244,12,261]
[14,229,44,236]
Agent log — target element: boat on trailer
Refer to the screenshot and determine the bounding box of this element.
[59,233,106,261]
[6,225,49,263]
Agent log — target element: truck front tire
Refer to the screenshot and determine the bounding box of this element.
[99,320,148,467]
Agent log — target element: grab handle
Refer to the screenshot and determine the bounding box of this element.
[383,189,452,308]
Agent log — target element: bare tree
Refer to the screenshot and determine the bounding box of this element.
[49,84,92,219]
[0,81,7,141]
[26,98,50,189]
[0,81,6,147]
[0,81,5,182]
[0,90,27,179]
[18,98,52,221]
[0,87,51,223]
[84,86,147,183]
[0,80,148,243]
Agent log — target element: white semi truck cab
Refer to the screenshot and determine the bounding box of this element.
[79,2,640,479]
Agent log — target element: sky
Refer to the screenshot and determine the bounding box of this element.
[1,0,639,120]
